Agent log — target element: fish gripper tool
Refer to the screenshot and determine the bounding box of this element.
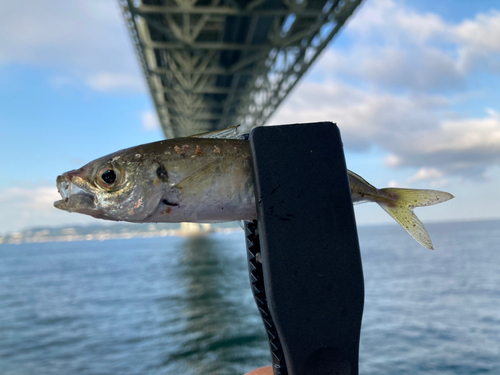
[246,122,365,375]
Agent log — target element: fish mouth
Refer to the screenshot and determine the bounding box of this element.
[54,173,96,213]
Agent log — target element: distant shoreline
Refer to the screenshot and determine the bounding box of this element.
[0,223,242,245]
[1,218,499,246]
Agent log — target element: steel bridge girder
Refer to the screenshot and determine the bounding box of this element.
[120,0,363,138]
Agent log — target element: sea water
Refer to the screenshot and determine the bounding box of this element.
[0,220,499,374]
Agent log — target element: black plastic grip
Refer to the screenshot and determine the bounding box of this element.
[248,122,364,375]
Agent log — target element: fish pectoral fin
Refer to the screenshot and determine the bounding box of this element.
[189,125,242,140]
[172,160,223,191]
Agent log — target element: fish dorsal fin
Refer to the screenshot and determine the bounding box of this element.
[190,125,242,140]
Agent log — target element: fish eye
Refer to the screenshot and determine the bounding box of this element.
[96,165,124,190]
[101,170,116,184]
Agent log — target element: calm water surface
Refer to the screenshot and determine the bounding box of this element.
[0,220,499,374]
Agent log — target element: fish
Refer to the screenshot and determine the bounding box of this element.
[54,126,453,249]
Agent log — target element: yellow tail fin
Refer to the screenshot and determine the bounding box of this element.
[377,188,454,250]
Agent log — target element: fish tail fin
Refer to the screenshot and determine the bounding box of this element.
[376,188,454,250]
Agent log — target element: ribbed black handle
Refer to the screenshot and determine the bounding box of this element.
[245,220,287,375]
[248,123,364,375]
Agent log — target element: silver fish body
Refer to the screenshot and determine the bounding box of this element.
[55,138,257,223]
[55,128,453,249]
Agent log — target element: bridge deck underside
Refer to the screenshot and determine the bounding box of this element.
[121,0,363,138]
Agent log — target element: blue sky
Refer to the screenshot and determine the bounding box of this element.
[1,0,500,234]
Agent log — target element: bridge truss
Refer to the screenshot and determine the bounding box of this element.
[120,0,363,138]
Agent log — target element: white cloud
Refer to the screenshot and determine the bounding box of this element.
[393,109,500,177]
[0,0,144,93]
[141,110,161,131]
[0,186,96,234]
[417,109,500,154]
[409,168,444,183]
[359,47,463,91]
[454,11,500,72]
[270,0,500,179]
[0,187,59,212]
[317,0,500,92]
[349,0,447,43]
[271,78,500,178]
[385,154,401,168]
[407,168,450,188]
[454,11,500,52]
[86,72,146,92]
[270,80,448,149]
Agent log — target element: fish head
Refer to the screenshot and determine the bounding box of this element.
[54,150,170,222]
